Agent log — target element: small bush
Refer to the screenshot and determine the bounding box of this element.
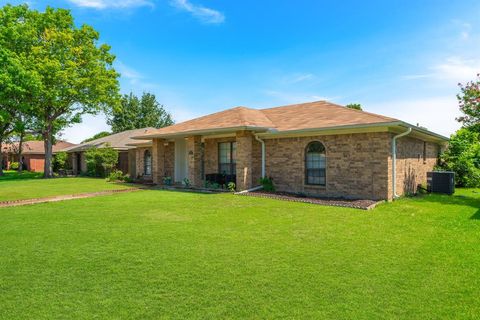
[9,162,19,170]
[183,178,191,188]
[163,176,172,185]
[260,177,275,192]
[107,170,127,182]
[227,182,236,192]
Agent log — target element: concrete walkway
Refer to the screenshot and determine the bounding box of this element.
[0,188,142,208]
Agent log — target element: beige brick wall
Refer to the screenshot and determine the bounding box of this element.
[390,136,439,198]
[204,137,235,175]
[264,132,391,200]
[187,136,202,186]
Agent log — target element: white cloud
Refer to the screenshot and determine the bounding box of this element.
[170,0,225,24]
[67,0,154,9]
[284,73,315,84]
[402,57,480,84]
[368,96,461,137]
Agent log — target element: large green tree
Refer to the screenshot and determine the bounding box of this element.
[81,131,111,143]
[0,45,39,175]
[457,73,480,131]
[0,4,120,178]
[108,92,174,133]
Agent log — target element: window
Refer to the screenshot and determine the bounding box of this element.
[144,150,152,176]
[218,142,236,175]
[305,141,326,186]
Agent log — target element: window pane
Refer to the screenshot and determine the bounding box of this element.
[306,142,326,185]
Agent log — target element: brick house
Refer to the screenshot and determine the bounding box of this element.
[132,101,448,200]
[1,140,76,172]
[64,128,155,176]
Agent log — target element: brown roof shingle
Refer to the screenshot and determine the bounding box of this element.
[64,128,155,152]
[135,101,398,138]
[2,140,76,155]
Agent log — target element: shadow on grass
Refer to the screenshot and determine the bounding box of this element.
[0,171,43,181]
[471,210,480,220]
[412,192,480,219]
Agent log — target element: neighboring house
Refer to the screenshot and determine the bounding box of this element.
[132,101,448,200]
[1,140,76,172]
[63,128,155,176]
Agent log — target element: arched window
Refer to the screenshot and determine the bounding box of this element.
[305,141,326,186]
[144,150,152,176]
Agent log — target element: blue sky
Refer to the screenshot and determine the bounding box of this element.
[3,0,480,142]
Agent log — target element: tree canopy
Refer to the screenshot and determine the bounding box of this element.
[346,103,363,110]
[107,92,174,133]
[0,4,120,177]
[457,73,480,131]
[81,131,111,143]
[439,128,480,187]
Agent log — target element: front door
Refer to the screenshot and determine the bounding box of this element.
[174,138,188,183]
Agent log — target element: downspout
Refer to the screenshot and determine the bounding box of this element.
[254,134,266,178]
[392,127,412,199]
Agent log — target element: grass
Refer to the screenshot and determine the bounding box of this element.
[0,171,133,201]
[0,170,43,181]
[0,187,479,319]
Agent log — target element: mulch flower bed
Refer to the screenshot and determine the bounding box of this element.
[237,190,382,210]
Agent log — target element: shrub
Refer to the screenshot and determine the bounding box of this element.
[227,182,236,192]
[9,162,19,170]
[107,170,126,182]
[163,176,172,185]
[53,151,68,171]
[259,177,275,192]
[183,178,191,188]
[85,145,119,178]
[438,128,480,187]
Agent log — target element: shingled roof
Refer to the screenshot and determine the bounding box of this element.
[2,140,76,155]
[64,128,156,153]
[133,101,400,139]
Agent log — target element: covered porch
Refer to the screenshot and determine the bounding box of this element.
[148,130,263,191]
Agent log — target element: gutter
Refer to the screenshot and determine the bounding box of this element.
[254,134,266,178]
[392,127,412,199]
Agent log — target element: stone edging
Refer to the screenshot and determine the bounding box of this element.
[0,188,141,208]
[236,191,383,210]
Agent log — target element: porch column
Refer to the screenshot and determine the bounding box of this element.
[187,135,202,187]
[236,130,253,191]
[152,138,166,184]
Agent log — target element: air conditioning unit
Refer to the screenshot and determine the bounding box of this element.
[427,171,455,195]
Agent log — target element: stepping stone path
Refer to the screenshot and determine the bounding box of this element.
[0,188,142,208]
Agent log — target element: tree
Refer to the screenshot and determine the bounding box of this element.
[346,103,363,111]
[439,128,480,187]
[81,131,111,143]
[0,39,39,175]
[0,5,120,178]
[107,92,174,133]
[457,73,480,131]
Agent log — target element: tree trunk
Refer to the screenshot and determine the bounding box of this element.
[43,126,53,178]
[0,139,3,176]
[17,132,24,173]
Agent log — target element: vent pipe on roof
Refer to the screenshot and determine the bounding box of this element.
[392,127,412,199]
[254,134,266,178]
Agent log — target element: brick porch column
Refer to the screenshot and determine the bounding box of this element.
[236,130,253,191]
[187,135,202,187]
[152,138,166,184]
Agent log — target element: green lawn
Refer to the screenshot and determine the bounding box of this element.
[0,171,133,201]
[0,188,479,319]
